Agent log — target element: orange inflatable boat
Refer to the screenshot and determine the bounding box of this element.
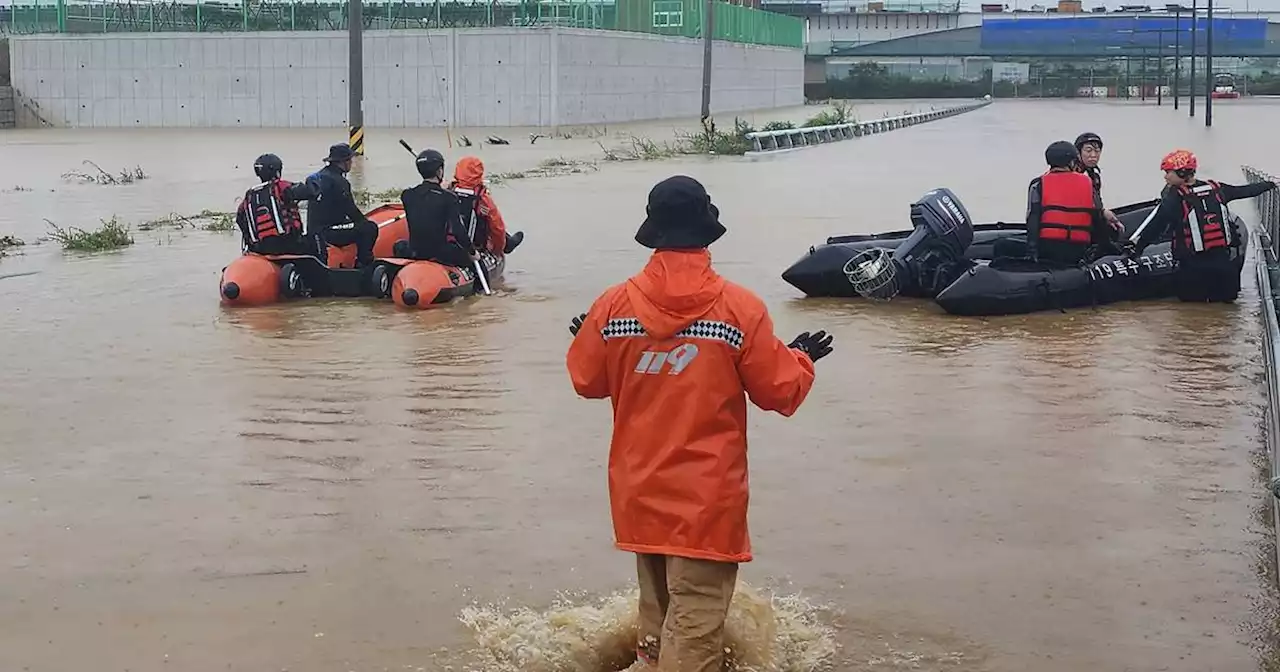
[219,202,508,308]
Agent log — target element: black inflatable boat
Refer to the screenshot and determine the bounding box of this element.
[935,225,1247,316]
[782,189,1248,316]
[781,198,1160,299]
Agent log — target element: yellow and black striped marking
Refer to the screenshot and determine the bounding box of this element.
[349,125,365,155]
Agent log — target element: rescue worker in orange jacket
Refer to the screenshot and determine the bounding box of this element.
[565,175,834,672]
[1129,149,1277,303]
[1026,140,1108,265]
[448,156,524,255]
[1074,132,1123,234]
[234,153,319,256]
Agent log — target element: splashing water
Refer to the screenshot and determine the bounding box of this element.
[458,582,839,672]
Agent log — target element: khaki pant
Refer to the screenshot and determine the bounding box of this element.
[635,553,739,672]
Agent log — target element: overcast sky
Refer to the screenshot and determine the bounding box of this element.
[1,0,1278,13]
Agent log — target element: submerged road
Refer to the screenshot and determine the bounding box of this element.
[1,98,1278,671]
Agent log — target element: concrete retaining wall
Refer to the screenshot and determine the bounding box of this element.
[7,28,802,129]
[0,87,14,129]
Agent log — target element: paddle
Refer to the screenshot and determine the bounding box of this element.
[397,138,492,296]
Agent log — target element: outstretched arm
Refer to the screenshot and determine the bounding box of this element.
[1218,180,1277,203]
[283,181,318,203]
[566,295,612,399]
[737,309,815,417]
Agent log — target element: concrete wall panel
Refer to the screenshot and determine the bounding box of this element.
[0,86,15,129]
[9,28,801,129]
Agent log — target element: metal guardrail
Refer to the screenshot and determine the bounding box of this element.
[1243,164,1280,588]
[743,99,991,155]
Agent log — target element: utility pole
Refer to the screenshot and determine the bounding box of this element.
[1157,39,1163,106]
[1173,7,1181,110]
[1204,0,1213,127]
[700,0,714,124]
[1189,0,1196,116]
[348,0,365,155]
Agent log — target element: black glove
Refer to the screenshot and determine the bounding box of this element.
[788,330,834,363]
[1120,240,1138,258]
[569,313,587,336]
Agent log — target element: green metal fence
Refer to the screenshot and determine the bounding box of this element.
[0,0,804,48]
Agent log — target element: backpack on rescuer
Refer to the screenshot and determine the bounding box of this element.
[240,179,305,244]
[1038,171,1097,245]
[452,185,489,250]
[1175,181,1234,254]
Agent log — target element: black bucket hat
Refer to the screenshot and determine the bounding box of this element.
[635,176,726,250]
[324,143,356,163]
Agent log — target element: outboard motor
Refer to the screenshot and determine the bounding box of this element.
[844,188,975,300]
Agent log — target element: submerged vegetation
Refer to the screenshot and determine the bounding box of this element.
[802,100,856,128]
[138,209,236,232]
[31,101,929,258]
[47,216,135,251]
[61,160,149,186]
[352,187,404,209]
[0,235,24,260]
[488,156,602,185]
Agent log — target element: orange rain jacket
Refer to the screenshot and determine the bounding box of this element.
[450,157,509,256]
[566,249,817,563]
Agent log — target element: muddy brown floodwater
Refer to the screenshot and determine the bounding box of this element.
[2,98,1280,672]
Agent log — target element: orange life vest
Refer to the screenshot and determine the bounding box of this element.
[1175,180,1232,253]
[1038,170,1098,245]
[243,179,305,243]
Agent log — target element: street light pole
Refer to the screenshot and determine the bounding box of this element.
[1173,7,1181,110]
[1157,38,1164,105]
[1204,0,1213,127]
[1189,0,1197,116]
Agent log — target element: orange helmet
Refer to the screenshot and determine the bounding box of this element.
[1160,149,1197,172]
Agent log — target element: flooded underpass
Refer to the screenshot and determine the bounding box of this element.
[2,98,1279,671]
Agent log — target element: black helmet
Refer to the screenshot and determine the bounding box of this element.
[1045,141,1079,169]
[1074,132,1103,151]
[415,149,445,179]
[253,153,283,180]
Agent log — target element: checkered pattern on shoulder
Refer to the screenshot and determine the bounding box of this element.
[601,318,646,340]
[601,317,744,350]
[675,320,745,350]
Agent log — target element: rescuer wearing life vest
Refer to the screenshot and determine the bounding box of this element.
[565,175,833,672]
[1074,132,1123,234]
[234,153,319,256]
[304,143,380,268]
[1129,149,1277,303]
[399,148,479,272]
[1026,140,1107,265]
[447,156,525,256]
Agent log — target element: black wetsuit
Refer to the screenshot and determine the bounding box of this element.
[401,180,477,269]
[305,164,378,266]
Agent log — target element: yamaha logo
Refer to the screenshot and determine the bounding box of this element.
[939,195,967,226]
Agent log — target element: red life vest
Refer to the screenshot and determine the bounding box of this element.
[242,179,305,243]
[1038,170,1098,245]
[1175,180,1232,253]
